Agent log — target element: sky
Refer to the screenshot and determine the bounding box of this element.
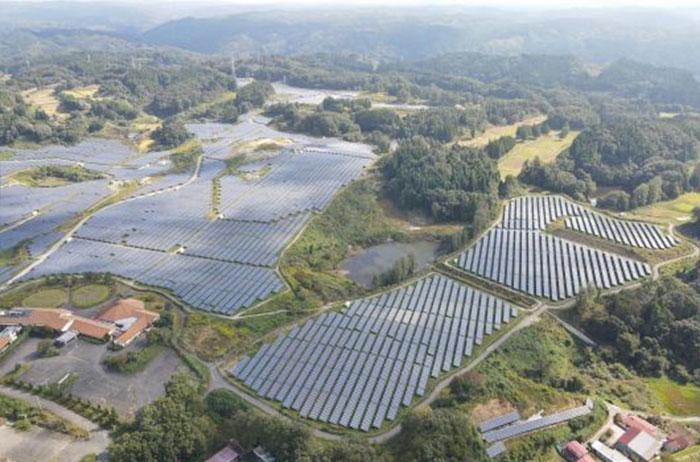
[8,0,700,5]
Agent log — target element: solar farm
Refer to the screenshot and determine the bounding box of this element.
[453,195,669,300]
[5,120,374,315]
[230,273,519,431]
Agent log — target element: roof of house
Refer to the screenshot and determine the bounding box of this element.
[618,428,642,447]
[591,441,633,462]
[70,317,114,339]
[664,435,691,452]
[624,416,658,436]
[625,430,663,461]
[56,331,78,344]
[563,441,589,460]
[114,316,151,346]
[0,337,9,350]
[98,298,148,323]
[577,455,596,462]
[205,445,241,462]
[0,308,73,332]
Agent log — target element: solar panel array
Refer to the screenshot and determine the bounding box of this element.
[479,410,521,433]
[230,273,519,430]
[219,149,372,222]
[24,238,284,315]
[565,211,676,249]
[482,399,594,443]
[502,195,676,250]
[456,228,650,300]
[486,442,506,459]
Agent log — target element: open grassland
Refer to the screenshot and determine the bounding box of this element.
[645,377,700,417]
[0,150,14,160]
[459,115,547,147]
[498,131,580,178]
[21,288,69,307]
[21,86,64,119]
[71,284,112,308]
[61,84,100,99]
[629,192,700,225]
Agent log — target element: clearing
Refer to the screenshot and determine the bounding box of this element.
[628,192,700,225]
[61,84,100,99]
[21,288,69,307]
[459,115,547,147]
[497,130,579,178]
[21,86,64,119]
[645,377,700,417]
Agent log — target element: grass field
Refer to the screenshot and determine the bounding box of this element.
[0,150,14,160]
[459,115,547,147]
[71,284,112,307]
[629,192,700,224]
[671,445,700,461]
[645,377,700,417]
[61,84,100,99]
[12,169,71,187]
[497,131,579,178]
[21,288,69,307]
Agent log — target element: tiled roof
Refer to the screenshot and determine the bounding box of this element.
[563,441,589,459]
[70,317,114,339]
[0,337,9,350]
[624,416,658,436]
[618,428,642,446]
[98,298,146,322]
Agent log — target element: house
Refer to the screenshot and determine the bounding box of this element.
[615,428,664,462]
[0,326,21,352]
[623,416,659,437]
[0,308,115,341]
[205,444,243,462]
[591,441,633,462]
[561,440,596,462]
[98,298,159,347]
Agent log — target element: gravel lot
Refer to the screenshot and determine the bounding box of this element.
[0,336,184,416]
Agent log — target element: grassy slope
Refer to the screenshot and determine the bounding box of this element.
[645,377,700,417]
[629,192,700,225]
[498,131,579,179]
[459,115,547,147]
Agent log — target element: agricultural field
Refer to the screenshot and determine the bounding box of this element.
[60,84,100,99]
[497,130,579,178]
[20,86,64,119]
[645,377,700,417]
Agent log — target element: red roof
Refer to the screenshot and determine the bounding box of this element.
[0,337,9,350]
[618,428,642,446]
[577,455,596,462]
[625,416,658,436]
[563,441,589,460]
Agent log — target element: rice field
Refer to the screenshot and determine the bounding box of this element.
[645,377,700,417]
[21,86,64,119]
[61,85,100,99]
[498,131,579,179]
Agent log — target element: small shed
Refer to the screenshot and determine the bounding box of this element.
[55,330,78,347]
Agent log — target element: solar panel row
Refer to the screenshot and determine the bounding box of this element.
[456,228,650,300]
[231,273,519,430]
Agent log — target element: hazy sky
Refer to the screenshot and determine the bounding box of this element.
[9,0,700,5]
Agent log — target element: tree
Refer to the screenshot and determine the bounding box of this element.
[151,120,192,149]
[37,339,59,358]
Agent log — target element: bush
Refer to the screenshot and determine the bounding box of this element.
[15,418,33,431]
[37,339,59,358]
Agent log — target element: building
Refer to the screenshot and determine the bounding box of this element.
[55,331,78,347]
[615,428,664,462]
[0,308,115,341]
[561,440,596,462]
[0,325,21,352]
[592,441,633,462]
[97,298,159,347]
[253,446,275,462]
[205,443,243,462]
[664,434,691,453]
[624,416,659,437]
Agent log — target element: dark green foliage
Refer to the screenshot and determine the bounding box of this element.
[152,119,192,149]
[519,157,595,201]
[394,409,488,462]
[109,374,208,462]
[37,339,59,358]
[226,412,311,461]
[382,137,500,222]
[573,276,700,384]
[354,108,401,135]
[485,135,516,159]
[373,253,417,288]
[204,389,248,419]
[23,165,108,184]
[235,80,274,108]
[398,108,484,143]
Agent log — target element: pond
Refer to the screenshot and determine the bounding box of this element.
[340,240,441,288]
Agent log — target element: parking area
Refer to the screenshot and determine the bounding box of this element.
[0,336,184,417]
[0,424,109,462]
